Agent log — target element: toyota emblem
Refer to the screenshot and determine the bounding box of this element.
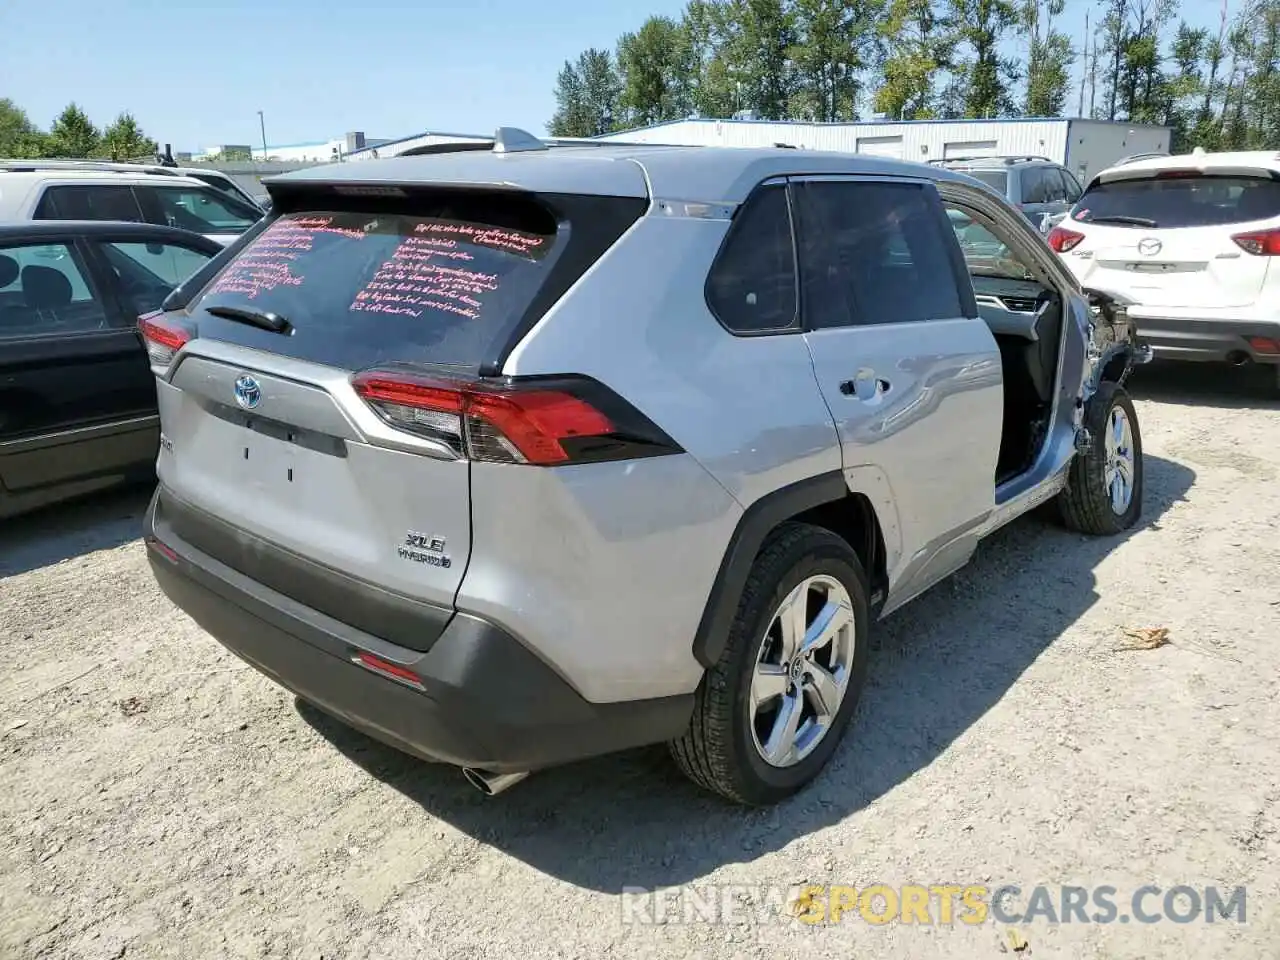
[1137,237,1162,256]
[233,374,262,410]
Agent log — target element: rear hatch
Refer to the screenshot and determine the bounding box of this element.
[146,180,647,646]
[1061,168,1280,309]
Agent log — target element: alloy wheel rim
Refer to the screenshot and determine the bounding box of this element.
[749,575,856,768]
[1103,405,1135,515]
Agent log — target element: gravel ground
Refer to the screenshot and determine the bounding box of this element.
[2,363,1278,960]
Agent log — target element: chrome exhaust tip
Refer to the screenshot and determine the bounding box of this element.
[462,768,529,796]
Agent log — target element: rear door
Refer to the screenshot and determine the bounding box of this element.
[0,234,156,496]
[791,176,1004,607]
[1066,171,1280,308]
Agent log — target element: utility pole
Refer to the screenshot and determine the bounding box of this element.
[257,110,268,160]
[1078,9,1089,117]
[1088,30,1098,118]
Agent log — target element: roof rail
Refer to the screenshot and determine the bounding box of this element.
[929,154,1055,166]
[0,158,187,177]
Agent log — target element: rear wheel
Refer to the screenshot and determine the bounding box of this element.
[670,522,870,806]
[1058,381,1143,535]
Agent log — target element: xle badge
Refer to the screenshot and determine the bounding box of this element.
[398,531,451,568]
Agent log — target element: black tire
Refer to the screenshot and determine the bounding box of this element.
[670,522,870,806]
[1058,381,1144,535]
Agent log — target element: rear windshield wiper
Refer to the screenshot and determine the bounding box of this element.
[1080,214,1159,227]
[204,305,293,335]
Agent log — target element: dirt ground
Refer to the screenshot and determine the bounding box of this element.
[1,363,1278,960]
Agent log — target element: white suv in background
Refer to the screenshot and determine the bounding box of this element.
[1048,149,1280,389]
[0,163,263,245]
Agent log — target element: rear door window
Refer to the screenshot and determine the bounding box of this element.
[0,241,109,338]
[139,184,261,234]
[34,185,145,222]
[192,204,564,369]
[1074,174,1280,227]
[966,170,1009,196]
[793,179,967,327]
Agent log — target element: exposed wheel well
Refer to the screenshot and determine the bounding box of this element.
[790,493,888,603]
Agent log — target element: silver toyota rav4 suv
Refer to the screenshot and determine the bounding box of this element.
[140,128,1148,806]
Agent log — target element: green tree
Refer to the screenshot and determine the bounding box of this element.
[875,0,948,119]
[789,0,885,121]
[617,16,695,127]
[947,0,1020,118]
[687,0,796,120]
[1021,0,1074,116]
[0,98,48,158]
[99,112,157,161]
[1240,0,1280,148]
[47,103,100,158]
[548,49,621,137]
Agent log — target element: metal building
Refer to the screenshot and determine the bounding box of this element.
[344,129,493,162]
[596,117,1172,184]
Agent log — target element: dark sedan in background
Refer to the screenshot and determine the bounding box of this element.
[0,220,221,519]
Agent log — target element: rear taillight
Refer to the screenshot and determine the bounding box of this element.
[351,370,682,466]
[1231,228,1280,256]
[137,311,192,370]
[1047,226,1085,253]
[1248,336,1280,355]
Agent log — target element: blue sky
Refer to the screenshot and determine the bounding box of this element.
[2,0,1231,153]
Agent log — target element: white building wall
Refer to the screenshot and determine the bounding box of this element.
[600,118,1072,162]
[1063,119,1173,183]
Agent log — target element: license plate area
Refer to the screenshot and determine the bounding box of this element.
[230,413,347,498]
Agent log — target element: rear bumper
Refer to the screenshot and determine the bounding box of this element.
[144,488,693,773]
[1130,314,1280,364]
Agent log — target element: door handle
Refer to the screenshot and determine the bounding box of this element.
[839,374,890,399]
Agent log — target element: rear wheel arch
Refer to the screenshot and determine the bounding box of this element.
[692,472,890,669]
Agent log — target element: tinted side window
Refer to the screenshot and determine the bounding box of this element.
[794,180,965,327]
[100,241,214,316]
[139,184,260,234]
[34,185,145,222]
[706,184,798,333]
[1060,170,1083,203]
[1020,168,1049,204]
[0,242,109,338]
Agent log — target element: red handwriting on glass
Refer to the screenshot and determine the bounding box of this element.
[413,221,547,257]
[207,216,367,299]
[347,227,525,320]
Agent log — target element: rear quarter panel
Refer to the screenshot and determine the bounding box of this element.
[490,212,844,703]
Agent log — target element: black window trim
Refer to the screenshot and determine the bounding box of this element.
[788,173,977,329]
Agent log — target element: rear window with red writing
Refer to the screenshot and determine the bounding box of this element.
[193,207,559,370]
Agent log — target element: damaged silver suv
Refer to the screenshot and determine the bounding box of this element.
[140,129,1149,805]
